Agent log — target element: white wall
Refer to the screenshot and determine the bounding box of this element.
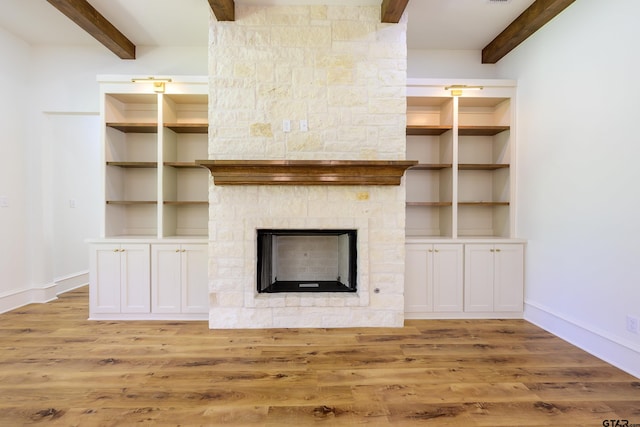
[47,114,101,280]
[0,40,207,311]
[0,27,30,301]
[408,49,498,79]
[495,0,640,377]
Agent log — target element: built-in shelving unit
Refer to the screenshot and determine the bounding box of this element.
[90,76,210,322]
[160,93,209,238]
[457,96,511,238]
[100,78,209,239]
[405,96,454,238]
[405,80,523,320]
[405,81,515,239]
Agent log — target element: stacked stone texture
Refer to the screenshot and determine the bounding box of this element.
[208,5,407,328]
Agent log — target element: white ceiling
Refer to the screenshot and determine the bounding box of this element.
[0,0,534,51]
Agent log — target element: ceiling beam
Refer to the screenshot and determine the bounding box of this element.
[208,0,235,21]
[381,0,410,24]
[482,0,575,64]
[46,0,135,60]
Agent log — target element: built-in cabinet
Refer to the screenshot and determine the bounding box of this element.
[151,244,209,314]
[405,241,524,319]
[405,80,524,319]
[464,244,524,313]
[90,76,209,321]
[405,244,463,314]
[89,243,150,314]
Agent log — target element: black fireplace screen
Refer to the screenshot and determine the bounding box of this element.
[257,229,357,293]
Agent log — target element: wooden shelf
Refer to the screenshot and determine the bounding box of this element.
[406,202,453,207]
[107,162,157,168]
[163,162,202,168]
[195,160,418,186]
[458,201,510,206]
[106,123,158,133]
[406,126,509,136]
[164,123,208,134]
[458,164,509,170]
[106,201,158,205]
[458,126,510,136]
[163,201,208,205]
[410,163,452,170]
[406,125,452,136]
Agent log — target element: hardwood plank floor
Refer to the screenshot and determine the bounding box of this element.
[0,286,638,426]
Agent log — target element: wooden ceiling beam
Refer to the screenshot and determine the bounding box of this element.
[381,0,410,23]
[208,0,235,21]
[46,0,135,60]
[482,0,575,64]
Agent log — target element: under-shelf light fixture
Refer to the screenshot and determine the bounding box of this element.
[444,85,483,96]
[131,77,172,93]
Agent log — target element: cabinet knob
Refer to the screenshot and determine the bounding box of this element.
[120,249,125,252]
[181,249,186,252]
[434,249,439,253]
[176,249,181,252]
[113,249,119,252]
[490,249,495,252]
[428,249,433,252]
[496,248,501,252]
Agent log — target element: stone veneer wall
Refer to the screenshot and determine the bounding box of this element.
[207,5,407,328]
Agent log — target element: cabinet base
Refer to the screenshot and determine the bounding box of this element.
[405,311,523,320]
[89,313,208,321]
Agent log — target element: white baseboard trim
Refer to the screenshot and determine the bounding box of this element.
[55,271,89,294]
[405,311,523,320]
[0,288,36,314]
[525,301,640,379]
[0,271,89,314]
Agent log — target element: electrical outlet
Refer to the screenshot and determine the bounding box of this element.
[282,119,291,133]
[0,196,8,207]
[626,315,639,334]
[300,119,308,132]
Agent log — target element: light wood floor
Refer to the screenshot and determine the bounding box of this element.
[0,287,638,426]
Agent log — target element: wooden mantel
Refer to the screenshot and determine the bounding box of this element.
[195,160,417,186]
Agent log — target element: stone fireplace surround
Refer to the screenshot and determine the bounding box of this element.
[206,185,407,328]
[207,4,408,328]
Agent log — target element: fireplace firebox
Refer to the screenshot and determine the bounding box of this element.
[257,229,357,293]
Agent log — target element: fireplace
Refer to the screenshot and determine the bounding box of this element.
[257,229,357,293]
[205,4,408,328]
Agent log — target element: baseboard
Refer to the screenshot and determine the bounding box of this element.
[0,271,88,314]
[525,301,640,379]
[0,284,56,313]
[405,311,523,320]
[55,271,89,294]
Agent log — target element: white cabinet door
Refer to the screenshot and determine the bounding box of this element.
[151,245,182,313]
[90,243,150,314]
[181,244,209,314]
[90,244,122,313]
[120,244,151,313]
[464,244,496,312]
[494,244,524,312]
[405,244,463,314]
[432,244,463,312]
[464,243,523,313]
[405,244,432,313]
[151,244,208,314]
